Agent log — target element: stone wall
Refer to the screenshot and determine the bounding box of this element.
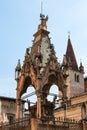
[66,70,84,98]
[84,78,87,92]
[71,93,87,105]
[54,105,82,120]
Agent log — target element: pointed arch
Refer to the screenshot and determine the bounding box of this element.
[47,84,59,102]
[42,73,66,100]
[17,75,32,98]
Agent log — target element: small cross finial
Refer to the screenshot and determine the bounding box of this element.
[68,31,70,39]
[40,1,45,18]
[80,59,82,65]
[41,1,43,15]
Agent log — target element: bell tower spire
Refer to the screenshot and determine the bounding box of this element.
[63,36,84,98]
[68,31,70,39]
[66,36,78,71]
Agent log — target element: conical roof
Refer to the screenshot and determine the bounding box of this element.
[66,37,78,71]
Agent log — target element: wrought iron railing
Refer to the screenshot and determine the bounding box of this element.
[38,117,83,130]
[0,116,30,130]
[0,117,84,130]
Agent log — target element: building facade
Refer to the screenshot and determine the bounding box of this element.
[0,96,25,124]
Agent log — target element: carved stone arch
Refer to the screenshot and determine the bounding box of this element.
[40,72,66,118]
[42,73,65,99]
[47,73,66,97]
[17,75,32,98]
[48,73,57,85]
[16,74,37,119]
[21,76,33,95]
[42,84,51,99]
[42,83,59,100]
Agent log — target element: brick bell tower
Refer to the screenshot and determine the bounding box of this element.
[15,15,67,120]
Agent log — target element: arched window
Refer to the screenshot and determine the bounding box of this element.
[22,85,37,117]
[47,84,63,108]
[74,73,77,81]
[47,84,59,102]
[77,75,79,82]
[74,74,79,82]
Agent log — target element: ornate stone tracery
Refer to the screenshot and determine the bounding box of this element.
[15,15,68,120]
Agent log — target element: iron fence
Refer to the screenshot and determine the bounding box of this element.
[0,117,30,130]
[0,117,84,130]
[38,117,83,130]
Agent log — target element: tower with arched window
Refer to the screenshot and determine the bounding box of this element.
[62,37,84,98]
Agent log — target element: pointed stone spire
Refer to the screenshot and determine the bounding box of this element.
[15,59,21,72]
[62,55,67,66]
[66,37,78,71]
[15,59,21,80]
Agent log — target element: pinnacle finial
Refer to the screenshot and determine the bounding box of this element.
[40,1,45,18]
[68,31,70,39]
[79,59,84,73]
[15,59,21,80]
[15,59,21,71]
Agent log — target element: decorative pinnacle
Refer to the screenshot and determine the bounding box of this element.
[15,59,21,71]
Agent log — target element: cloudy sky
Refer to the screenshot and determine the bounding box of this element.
[0,0,87,98]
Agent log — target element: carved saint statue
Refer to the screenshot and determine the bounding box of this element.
[38,16,48,30]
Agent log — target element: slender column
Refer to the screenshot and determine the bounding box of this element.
[31,118,38,130]
[16,99,21,120]
[83,122,87,130]
[62,98,67,119]
[64,104,67,119]
[15,75,25,120]
[36,78,42,119]
[37,93,41,119]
